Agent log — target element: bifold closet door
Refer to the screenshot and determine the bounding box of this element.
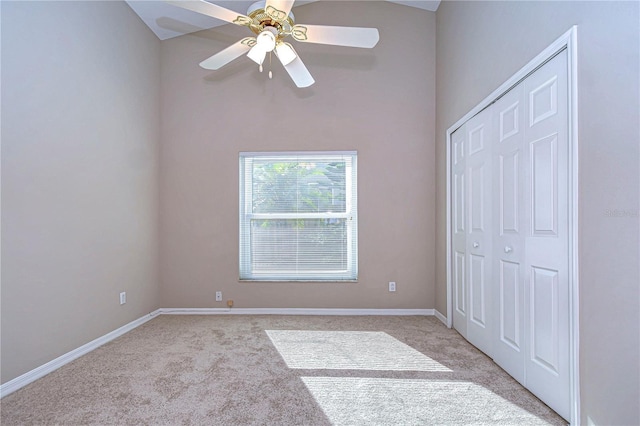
[522,50,570,419]
[492,81,527,385]
[492,50,570,419]
[451,49,570,420]
[465,108,493,357]
[451,124,468,338]
[452,108,493,358]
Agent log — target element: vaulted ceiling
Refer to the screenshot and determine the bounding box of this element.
[126,0,440,40]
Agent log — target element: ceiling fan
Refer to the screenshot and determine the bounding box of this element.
[166,0,380,87]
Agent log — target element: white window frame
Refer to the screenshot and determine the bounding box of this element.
[239,151,358,281]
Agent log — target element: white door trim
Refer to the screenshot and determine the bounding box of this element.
[445,26,579,424]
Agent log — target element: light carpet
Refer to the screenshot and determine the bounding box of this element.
[0,315,566,425]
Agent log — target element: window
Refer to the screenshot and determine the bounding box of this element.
[239,151,357,281]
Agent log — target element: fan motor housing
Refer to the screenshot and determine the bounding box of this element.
[247,1,295,41]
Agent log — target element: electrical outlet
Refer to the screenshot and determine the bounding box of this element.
[215,291,222,302]
[389,282,396,292]
[120,292,126,305]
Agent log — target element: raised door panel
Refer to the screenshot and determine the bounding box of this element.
[500,260,521,351]
[454,130,465,166]
[499,151,520,235]
[454,250,466,317]
[500,101,520,142]
[454,172,465,235]
[470,164,487,233]
[469,254,487,327]
[530,266,560,375]
[496,259,525,384]
[529,76,558,127]
[530,134,559,237]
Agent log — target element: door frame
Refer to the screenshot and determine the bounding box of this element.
[444,27,579,424]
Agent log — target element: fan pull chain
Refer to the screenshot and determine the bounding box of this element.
[257,53,273,79]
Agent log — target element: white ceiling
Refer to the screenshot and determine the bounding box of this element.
[126,1,440,40]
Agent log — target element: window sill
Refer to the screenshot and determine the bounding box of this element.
[238,279,359,283]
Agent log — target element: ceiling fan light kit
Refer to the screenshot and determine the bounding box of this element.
[166,0,380,87]
[246,29,276,66]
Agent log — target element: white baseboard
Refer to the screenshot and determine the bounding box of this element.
[434,309,448,326]
[160,308,435,316]
[1,307,435,398]
[0,309,161,398]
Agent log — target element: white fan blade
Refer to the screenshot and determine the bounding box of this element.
[199,37,256,70]
[264,0,295,21]
[166,0,253,27]
[291,25,379,48]
[278,44,314,88]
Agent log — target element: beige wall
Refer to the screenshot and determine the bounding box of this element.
[435,1,640,424]
[159,1,436,309]
[1,1,161,383]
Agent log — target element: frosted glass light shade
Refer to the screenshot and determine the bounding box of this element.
[247,30,277,65]
[247,45,267,65]
[275,43,296,66]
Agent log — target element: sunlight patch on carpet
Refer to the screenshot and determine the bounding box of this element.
[265,330,452,372]
[301,377,554,425]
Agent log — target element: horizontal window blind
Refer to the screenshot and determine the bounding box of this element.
[239,152,358,281]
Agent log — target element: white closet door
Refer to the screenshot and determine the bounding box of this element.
[464,108,493,357]
[523,51,570,420]
[450,49,570,421]
[492,82,527,385]
[451,124,468,338]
